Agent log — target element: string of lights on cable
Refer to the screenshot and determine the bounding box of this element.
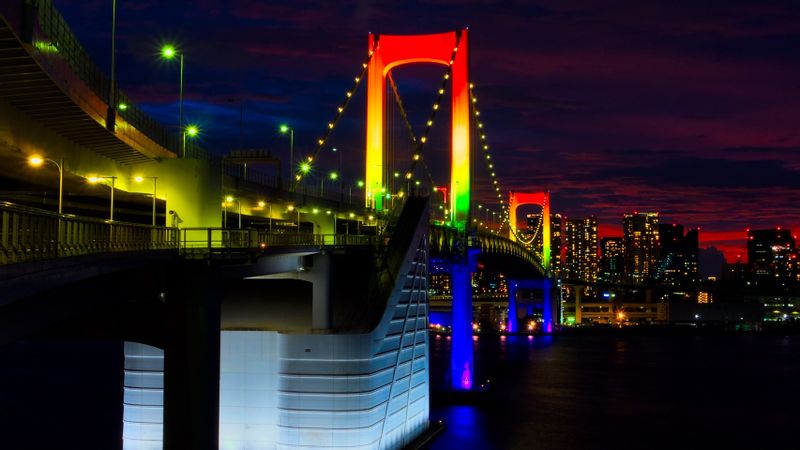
[293,40,379,186]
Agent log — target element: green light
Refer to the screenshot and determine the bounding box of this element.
[357,180,364,188]
[329,172,338,180]
[394,172,400,178]
[161,45,177,59]
[118,103,128,111]
[279,124,290,134]
[185,125,199,137]
[300,162,311,173]
[34,41,59,53]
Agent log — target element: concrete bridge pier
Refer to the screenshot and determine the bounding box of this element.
[163,263,221,450]
[507,281,519,333]
[450,249,478,391]
[542,278,553,333]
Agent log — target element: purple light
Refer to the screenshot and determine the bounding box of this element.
[461,363,472,390]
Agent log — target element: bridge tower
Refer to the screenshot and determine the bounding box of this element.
[365,30,471,231]
[508,190,551,271]
[507,191,554,333]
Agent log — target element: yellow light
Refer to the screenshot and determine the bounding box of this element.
[368,215,374,220]
[88,176,101,183]
[225,196,234,202]
[134,176,144,183]
[28,155,44,167]
[405,172,412,179]
[433,104,439,110]
[328,123,334,129]
[257,201,266,207]
[287,205,295,211]
[337,107,343,112]
[318,139,324,145]
[420,136,427,143]
[427,120,433,126]
[348,212,355,218]
[413,154,420,161]
[354,77,360,82]
[312,208,319,214]
[346,92,352,97]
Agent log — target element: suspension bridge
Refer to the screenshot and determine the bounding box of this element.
[1,2,554,449]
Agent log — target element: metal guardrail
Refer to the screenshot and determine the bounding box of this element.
[178,228,383,259]
[0,202,384,266]
[0,201,178,265]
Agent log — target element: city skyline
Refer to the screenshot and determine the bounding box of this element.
[52,0,800,260]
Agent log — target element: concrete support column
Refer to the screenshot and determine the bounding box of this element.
[542,278,553,333]
[163,263,221,450]
[507,281,518,333]
[575,286,583,324]
[450,250,477,391]
[308,253,332,330]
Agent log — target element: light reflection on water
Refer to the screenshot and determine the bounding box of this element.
[428,333,800,450]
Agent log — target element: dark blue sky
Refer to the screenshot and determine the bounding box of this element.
[54,0,800,258]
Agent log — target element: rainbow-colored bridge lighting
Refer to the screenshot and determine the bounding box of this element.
[365,29,471,230]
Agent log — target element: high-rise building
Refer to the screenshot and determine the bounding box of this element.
[623,212,659,284]
[748,228,796,291]
[600,237,625,283]
[655,224,699,287]
[525,212,564,277]
[564,216,598,282]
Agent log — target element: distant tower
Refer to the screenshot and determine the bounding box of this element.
[600,237,625,283]
[564,216,598,283]
[655,224,699,287]
[747,228,796,290]
[623,212,660,284]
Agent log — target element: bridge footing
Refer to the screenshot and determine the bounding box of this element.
[450,249,477,391]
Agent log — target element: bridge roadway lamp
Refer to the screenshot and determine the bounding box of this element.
[160,44,186,156]
[88,175,118,221]
[134,176,158,226]
[28,155,64,215]
[279,124,293,189]
[182,124,200,157]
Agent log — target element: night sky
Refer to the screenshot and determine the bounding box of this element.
[54,0,800,261]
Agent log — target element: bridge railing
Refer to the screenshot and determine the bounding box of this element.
[0,201,385,266]
[0,201,178,266]
[178,228,383,258]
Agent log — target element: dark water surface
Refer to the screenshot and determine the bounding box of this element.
[428,333,800,450]
[2,334,799,449]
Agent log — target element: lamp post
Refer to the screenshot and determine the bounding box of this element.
[161,45,185,156]
[183,124,199,157]
[134,176,159,226]
[28,155,64,215]
[107,0,118,131]
[89,175,117,221]
[224,196,241,229]
[287,205,300,232]
[279,124,293,188]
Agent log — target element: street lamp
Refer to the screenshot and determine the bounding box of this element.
[321,171,338,196]
[223,195,241,229]
[134,175,159,226]
[88,175,118,221]
[28,155,64,215]
[287,204,300,232]
[161,44,186,156]
[279,124,293,188]
[183,124,199,157]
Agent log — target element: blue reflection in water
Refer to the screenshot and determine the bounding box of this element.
[432,406,493,450]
